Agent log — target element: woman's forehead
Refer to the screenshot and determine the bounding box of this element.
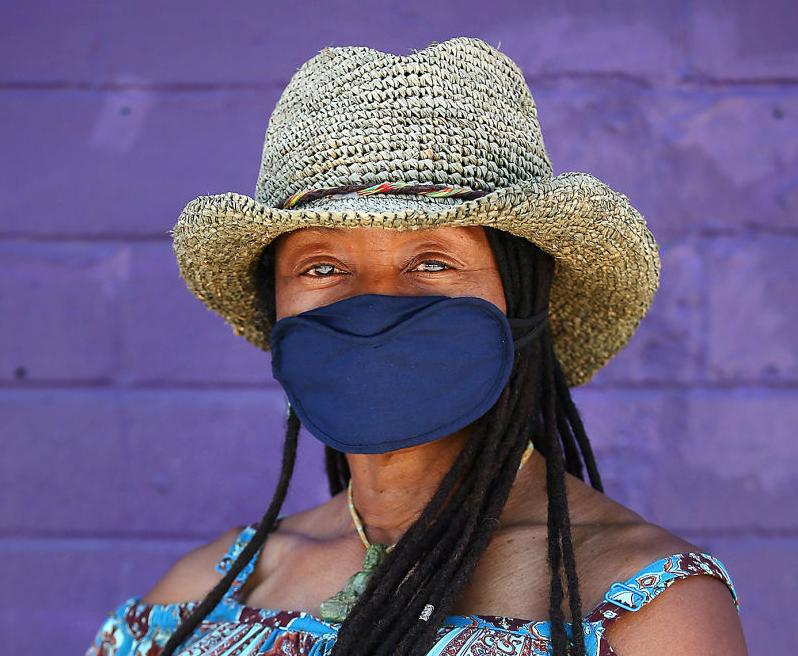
[275,224,488,248]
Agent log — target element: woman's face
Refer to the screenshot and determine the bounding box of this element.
[273,225,506,320]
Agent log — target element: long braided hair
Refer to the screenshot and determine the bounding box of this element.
[159,225,604,656]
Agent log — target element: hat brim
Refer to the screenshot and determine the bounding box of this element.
[170,171,660,387]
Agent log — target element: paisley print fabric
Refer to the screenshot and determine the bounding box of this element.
[86,522,740,656]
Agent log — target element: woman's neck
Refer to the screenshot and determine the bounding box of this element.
[343,424,547,546]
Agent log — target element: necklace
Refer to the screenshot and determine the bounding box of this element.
[317,439,536,623]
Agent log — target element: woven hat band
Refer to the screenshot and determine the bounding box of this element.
[277,181,492,210]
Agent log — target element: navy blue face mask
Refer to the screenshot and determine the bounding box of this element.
[270,293,548,454]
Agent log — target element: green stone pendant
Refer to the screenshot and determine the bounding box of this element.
[318,543,389,623]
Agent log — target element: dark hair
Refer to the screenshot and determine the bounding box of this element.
[160,225,603,656]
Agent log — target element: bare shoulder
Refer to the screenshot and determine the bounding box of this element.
[140,524,245,605]
[595,521,747,655]
[605,573,747,655]
[137,499,345,606]
[563,482,747,653]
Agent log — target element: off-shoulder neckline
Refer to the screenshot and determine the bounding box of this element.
[120,530,738,636]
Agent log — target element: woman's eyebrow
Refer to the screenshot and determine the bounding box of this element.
[278,227,344,253]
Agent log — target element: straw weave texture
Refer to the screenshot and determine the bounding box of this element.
[171,37,661,387]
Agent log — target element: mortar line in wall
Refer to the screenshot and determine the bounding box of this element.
[0,233,172,243]
[0,381,284,391]
[3,381,796,392]
[679,74,798,88]
[2,527,797,544]
[528,71,798,89]
[0,80,291,92]
[557,380,798,391]
[676,527,798,540]
[3,226,797,245]
[0,533,212,546]
[1,75,797,93]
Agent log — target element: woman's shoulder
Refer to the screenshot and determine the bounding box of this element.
[586,518,719,594]
[564,472,708,572]
[600,542,746,654]
[138,499,342,606]
[139,524,250,605]
[581,516,746,654]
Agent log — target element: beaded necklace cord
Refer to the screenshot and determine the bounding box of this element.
[318,439,536,623]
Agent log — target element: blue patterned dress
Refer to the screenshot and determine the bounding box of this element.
[86,522,740,655]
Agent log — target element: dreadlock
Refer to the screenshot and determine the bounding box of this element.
[159,225,604,656]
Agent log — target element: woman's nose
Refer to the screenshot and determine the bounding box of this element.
[347,266,416,298]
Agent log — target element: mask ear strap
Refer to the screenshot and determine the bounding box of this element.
[507,309,549,349]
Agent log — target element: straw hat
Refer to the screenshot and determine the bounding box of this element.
[170,36,660,387]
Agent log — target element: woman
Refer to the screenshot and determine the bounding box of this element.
[86,37,746,655]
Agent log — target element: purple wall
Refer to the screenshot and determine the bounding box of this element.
[2,2,796,654]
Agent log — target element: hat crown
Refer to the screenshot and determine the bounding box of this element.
[255,37,553,207]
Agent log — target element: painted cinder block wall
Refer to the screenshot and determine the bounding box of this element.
[1,2,795,654]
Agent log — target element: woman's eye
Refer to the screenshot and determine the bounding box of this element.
[301,260,451,277]
[302,263,342,277]
[413,260,450,273]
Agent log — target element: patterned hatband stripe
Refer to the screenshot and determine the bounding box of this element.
[278,181,492,209]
